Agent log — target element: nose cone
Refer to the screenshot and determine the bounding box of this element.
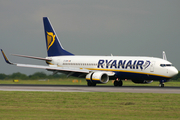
[169,67,179,77]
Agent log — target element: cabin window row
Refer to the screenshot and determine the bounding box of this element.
[63,63,144,67]
[63,63,98,66]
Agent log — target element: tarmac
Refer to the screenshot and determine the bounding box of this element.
[0,84,179,93]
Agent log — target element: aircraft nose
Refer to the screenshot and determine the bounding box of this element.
[169,67,179,77]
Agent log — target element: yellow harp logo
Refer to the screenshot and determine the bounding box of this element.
[46,32,56,51]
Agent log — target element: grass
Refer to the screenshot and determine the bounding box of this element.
[0,79,180,119]
[0,91,180,120]
[0,79,180,87]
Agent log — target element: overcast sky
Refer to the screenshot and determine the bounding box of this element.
[0,0,180,75]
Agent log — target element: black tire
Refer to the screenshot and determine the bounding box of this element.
[161,83,164,87]
[87,82,92,86]
[114,81,119,86]
[92,83,96,86]
[87,82,96,86]
[118,80,123,86]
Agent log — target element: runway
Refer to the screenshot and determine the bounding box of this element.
[0,84,179,93]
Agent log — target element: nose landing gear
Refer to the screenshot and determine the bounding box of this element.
[159,80,166,87]
[160,83,164,87]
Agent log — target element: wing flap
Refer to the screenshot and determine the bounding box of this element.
[16,63,90,73]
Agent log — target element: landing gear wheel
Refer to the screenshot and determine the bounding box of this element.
[114,81,119,86]
[159,80,165,87]
[160,83,164,87]
[119,80,123,86]
[87,82,91,86]
[114,80,123,87]
[92,83,96,86]
[87,82,96,86]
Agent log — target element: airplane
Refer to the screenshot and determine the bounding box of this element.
[1,17,178,87]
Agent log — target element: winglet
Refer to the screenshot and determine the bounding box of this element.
[162,51,167,60]
[0,49,13,64]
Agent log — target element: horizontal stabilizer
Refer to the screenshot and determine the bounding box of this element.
[1,49,89,74]
[12,54,52,61]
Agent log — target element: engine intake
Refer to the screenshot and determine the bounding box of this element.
[86,72,109,84]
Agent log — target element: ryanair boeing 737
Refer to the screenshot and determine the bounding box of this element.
[1,17,178,87]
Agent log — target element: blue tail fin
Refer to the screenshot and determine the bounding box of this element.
[43,17,74,57]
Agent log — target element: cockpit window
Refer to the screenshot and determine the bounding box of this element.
[160,64,172,67]
[166,64,172,66]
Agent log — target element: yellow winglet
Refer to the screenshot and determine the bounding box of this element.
[0,49,13,64]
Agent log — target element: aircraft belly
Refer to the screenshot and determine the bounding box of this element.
[114,71,169,80]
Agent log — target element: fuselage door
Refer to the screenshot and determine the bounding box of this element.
[150,61,155,72]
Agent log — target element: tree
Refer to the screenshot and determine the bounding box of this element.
[9,72,28,80]
[0,73,7,80]
[29,72,47,79]
[172,71,180,80]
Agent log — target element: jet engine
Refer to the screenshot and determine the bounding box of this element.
[131,79,153,84]
[86,72,109,84]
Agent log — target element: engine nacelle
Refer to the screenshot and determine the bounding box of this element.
[132,79,153,84]
[86,72,109,84]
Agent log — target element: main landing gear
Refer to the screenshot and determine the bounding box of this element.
[114,78,123,87]
[87,81,96,86]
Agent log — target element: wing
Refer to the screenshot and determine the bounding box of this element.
[1,49,89,73]
[16,64,90,73]
[1,49,115,77]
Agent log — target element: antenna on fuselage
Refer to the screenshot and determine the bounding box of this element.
[162,51,167,60]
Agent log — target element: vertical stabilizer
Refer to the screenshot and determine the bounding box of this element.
[43,17,74,57]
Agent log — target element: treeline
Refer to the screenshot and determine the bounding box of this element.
[0,72,68,80]
[0,71,180,80]
[172,71,180,80]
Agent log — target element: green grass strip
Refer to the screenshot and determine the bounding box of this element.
[0,91,180,120]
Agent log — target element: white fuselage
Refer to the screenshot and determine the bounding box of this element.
[47,55,178,80]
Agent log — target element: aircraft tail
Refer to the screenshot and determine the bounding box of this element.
[43,17,74,57]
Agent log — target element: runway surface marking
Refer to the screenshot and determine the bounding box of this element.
[0,85,180,93]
